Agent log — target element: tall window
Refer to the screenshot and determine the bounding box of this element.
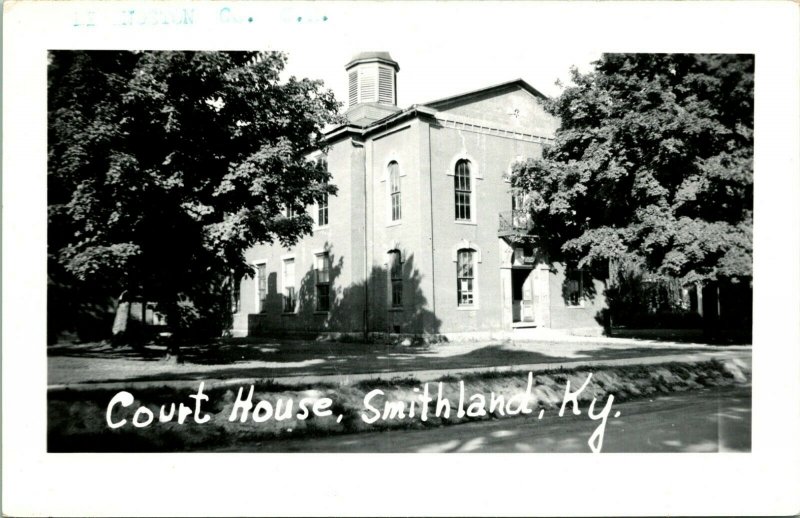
[457,249,475,306]
[282,259,296,313]
[454,159,472,221]
[257,263,267,312]
[315,252,331,312]
[317,158,329,226]
[566,268,584,307]
[512,193,523,211]
[388,161,401,221]
[389,250,403,308]
[317,193,328,227]
[231,274,241,313]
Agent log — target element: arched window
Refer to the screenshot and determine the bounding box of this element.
[388,161,401,221]
[388,249,403,307]
[454,159,472,221]
[457,249,475,306]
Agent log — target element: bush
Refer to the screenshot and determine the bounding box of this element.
[606,264,702,329]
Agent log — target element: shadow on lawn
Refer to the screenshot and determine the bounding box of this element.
[47,341,168,361]
[50,339,722,385]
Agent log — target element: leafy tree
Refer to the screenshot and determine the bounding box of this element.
[511,54,753,286]
[48,51,342,342]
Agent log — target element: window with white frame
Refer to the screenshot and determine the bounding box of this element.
[388,250,403,308]
[317,193,328,227]
[282,258,296,313]
[256,263,267,313]
[565,267,584,307]
[315,252,331,312]
[231,274,241,313]
[317,158,329,227]
[512,193,524,211]
[454,159,472,221]
[388,161,401,222]
[457,249,475,306]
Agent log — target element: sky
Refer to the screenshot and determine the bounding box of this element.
[264,3,604,110]
[282,45,600,110]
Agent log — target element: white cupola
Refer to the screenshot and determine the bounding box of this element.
[345,52,400,108]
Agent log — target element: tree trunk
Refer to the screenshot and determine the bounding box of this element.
[111,292,129,340]
[166,342,182,364]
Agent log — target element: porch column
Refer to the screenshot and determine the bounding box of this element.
[499,238,514,329]
[534,263,551,328]
[696,281,704,317]
[500,267,513,329]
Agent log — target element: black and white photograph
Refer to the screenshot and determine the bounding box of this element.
[4,1,800,516]
[45,47,754,454]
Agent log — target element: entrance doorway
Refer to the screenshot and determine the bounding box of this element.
[512,267,535,324]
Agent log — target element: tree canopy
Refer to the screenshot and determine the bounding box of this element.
[48,51,342,337]
[511,54,753,285]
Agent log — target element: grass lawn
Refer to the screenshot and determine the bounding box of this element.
[48,337,751,386]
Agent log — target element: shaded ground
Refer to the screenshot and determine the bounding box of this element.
[47,338,751,386]
[216,385,751,453]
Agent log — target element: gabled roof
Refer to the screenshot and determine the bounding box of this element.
[421,78,548,110]
[322,78,549,144]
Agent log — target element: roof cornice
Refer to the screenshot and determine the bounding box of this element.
[423,79,548,109]
[361,105,437,137]
[320,124,364,144]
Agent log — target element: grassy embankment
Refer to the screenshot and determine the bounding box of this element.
[48,358,750,452]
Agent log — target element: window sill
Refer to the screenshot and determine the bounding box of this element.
[314,310,330,315]
[388,307,404,312]
[566,304,586,309]
[281,312,298,316]
[386,221,403,228]
[456,305,479,311]
[454,220,477,226]
[314,225,330,231]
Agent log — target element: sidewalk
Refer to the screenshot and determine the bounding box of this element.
[48,335,752,391]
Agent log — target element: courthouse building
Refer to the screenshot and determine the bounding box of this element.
[232,52,607,340]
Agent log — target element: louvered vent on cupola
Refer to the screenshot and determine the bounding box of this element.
[348,71,358,107]
[345,52,400,109]
[378,67,394,104]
